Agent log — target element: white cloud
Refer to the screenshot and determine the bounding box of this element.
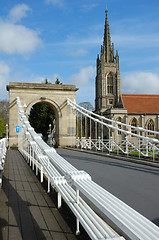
[0,62,10,76]
[80,4,98,12]
[28,73,63,84]
[122,71,159,94]
[113,34,159,49]
[69,66,95,86]
[0,20,42,55]
[0,4,42,55]
[9,4,31,23]
[16,73,63,85]
[68,66,95,105]
[68,48,88,57]
[0,62,10,100]
[64,35,102,46]
[45,0,64,7]
[76,82,95,106]
[49,34,102,48]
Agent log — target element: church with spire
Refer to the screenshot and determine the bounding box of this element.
[95,7,159,138]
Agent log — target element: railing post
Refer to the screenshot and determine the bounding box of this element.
[95,121,97,151]
[110,137,113,152]
[85,116,87,139]
[153,144,155,162]
[109,128,111,154]
[36,162,38,176]
[41,165,43,182]
[29,145,32,167]
[32,147,34,170]
[77,137,80,148]
[98,136,101,150]
[95,121,97,140]
[6,124,8,148]
[90,117,91,139]
[58,192,62,208]
[81,137,83,149]
[126,135,128,156]
[117,130,119,155]
[101,120,104,152]
[81,114,82,140]
[76,114,79,139]
[48,177,50,193]
[89,137,91,150]
[76,219,80,235]
[76,188,79,205]
[139,131,141,159]
[146,140,148,157]
[27,144,29,163]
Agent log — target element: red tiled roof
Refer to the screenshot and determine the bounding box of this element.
[122,94,159,114]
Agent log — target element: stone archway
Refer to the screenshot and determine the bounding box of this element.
[27,98,59,146]
[7,82,78,148]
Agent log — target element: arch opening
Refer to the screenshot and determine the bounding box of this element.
[130,117,138,134]
[146,119,155,136]
[116,117,122,135]
[28,101,59,147]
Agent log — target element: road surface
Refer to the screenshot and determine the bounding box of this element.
[57,148,159,227]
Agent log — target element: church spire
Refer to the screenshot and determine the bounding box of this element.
[103,7,114,63]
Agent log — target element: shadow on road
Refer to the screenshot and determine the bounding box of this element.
[59,149,159,176]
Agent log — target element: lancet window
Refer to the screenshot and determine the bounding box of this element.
[116,117,122,135]
[107,72,113,94]
[146,119,154,135]
[130,118,137,134]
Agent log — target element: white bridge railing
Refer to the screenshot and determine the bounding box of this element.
[76,137,159,160]
[67,98,159,161]
[0,137,8,187]
[17,97,159,240]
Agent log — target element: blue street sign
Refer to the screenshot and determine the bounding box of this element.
[16,125,22,133]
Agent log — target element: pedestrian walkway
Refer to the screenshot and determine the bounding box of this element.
[0,149,86,240]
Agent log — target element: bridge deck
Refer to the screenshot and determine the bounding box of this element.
[0,149,83,240]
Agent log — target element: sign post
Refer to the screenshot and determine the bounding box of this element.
[16,125,22,133]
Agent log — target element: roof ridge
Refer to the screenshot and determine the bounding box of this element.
[122,94,159,97]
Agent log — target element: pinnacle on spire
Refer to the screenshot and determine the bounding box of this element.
[103,7,114,63]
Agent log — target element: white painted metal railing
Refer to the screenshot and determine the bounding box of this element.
[17,97,125,240]
[67,98,159,161]
[16,96,159,240]
[0,137,8,187]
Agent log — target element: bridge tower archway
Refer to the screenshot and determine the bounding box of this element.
[26,98,60,146]
[7,82,78,148]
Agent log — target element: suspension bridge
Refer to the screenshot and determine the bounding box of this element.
[1,96,159,240]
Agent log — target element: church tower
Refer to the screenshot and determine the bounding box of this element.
[95,8,124,114]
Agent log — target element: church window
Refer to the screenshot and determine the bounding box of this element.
[146,119,154,135]
[130,118,137,134]
[107,72,113,94]
[116,117,122,135]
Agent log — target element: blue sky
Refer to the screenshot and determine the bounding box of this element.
[0,0,159,106]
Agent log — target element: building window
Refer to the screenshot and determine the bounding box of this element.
[146,119,154,135]
[107,72,113,94]
[130,118,137,134]
[109,99,113,105]
[116,117,122,135]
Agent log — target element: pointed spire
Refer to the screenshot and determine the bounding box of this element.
[103,7,113,63]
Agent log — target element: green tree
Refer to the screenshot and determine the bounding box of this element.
[0,118,5,138]
[0,100,9,126]
[55,77,62,84]
[45,78,49,84]
[28,103,55,141]
[43,78,52,84]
